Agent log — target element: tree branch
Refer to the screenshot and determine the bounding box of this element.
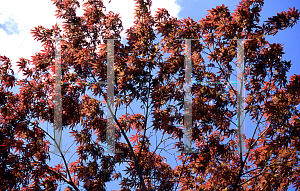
[88,66,147,190]
[38,125,78,190]
[137,64,152,163]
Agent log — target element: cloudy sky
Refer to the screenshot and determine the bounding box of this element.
[0,0,299,80]
[0,0,181,79]
[1,0,299,190]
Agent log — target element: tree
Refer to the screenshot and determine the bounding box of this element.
[0,0,300,190]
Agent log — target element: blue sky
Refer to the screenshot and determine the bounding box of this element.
[1,0,300,190]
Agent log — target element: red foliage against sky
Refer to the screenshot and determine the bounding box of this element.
[0,0,300,190]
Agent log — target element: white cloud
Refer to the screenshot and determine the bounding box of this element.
[0,0,63,79]
[102,0,180,43]
[0,0,181,80]
[150,0,181,18]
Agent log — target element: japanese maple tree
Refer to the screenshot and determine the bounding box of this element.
[1,0,300,190]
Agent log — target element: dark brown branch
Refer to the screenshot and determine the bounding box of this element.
[87,67,147,191]
[38,126,79,190]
